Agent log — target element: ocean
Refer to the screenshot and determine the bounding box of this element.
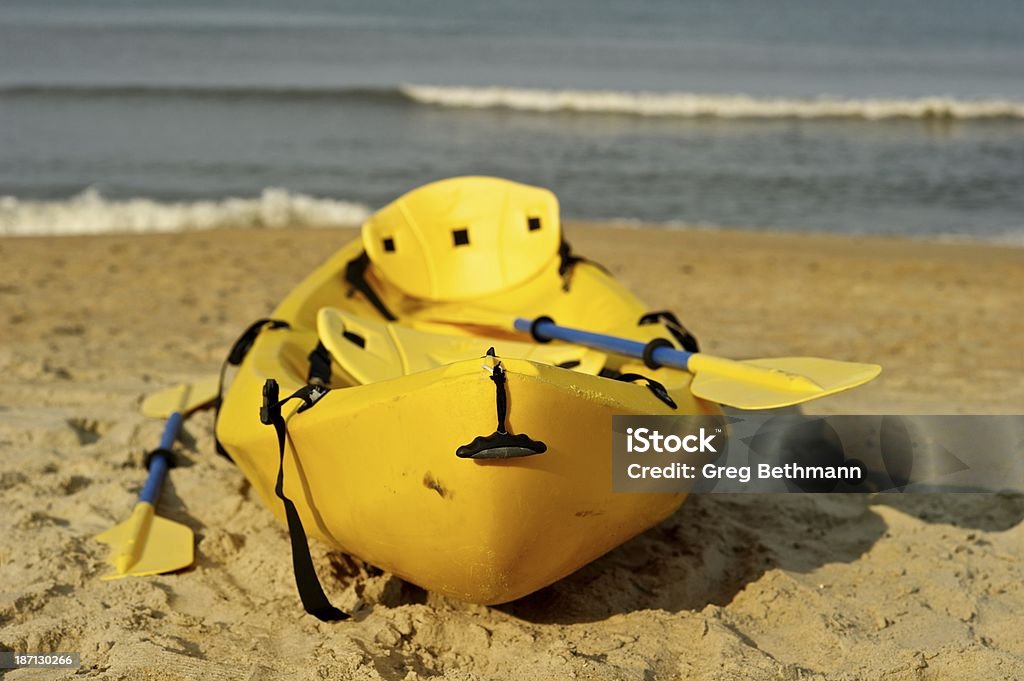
[1,0,1023,239]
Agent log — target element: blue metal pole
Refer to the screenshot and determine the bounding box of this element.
[138,411,183,505]
[514,317,695,370]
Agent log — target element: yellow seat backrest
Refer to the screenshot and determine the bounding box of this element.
[361,176,561,302]
[316,307,604,384]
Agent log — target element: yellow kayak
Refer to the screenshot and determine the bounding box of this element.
[216,176,721,612]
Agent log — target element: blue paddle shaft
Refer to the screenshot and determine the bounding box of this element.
[139,411,183,505]
[514,318,695,370]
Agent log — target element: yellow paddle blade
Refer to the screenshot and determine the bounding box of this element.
[95,502,194,579]
[419,305,519,331]
[317,307,606,384]
[688,354,882,410]
[141,376,220,418]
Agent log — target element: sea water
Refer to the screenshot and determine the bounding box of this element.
[1,0,1022,239]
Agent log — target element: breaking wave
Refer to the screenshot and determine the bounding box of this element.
[400,85,1024,121]
[0,188,370,237]
[2,189,1019,244]
[5,82,1024,121]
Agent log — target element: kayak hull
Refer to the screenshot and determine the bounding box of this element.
[217,237,721,604]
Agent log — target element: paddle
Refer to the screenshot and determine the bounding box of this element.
[141,376,220,418]
[514,317,881,410]
[96,385,196,579]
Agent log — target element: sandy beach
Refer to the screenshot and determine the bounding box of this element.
[2,223,1023,680]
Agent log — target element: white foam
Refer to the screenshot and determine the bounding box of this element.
[401,84,1024,120]
[0,188,370,236]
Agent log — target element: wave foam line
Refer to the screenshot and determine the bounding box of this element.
[0,188,370,237]
[401,85,1024,120]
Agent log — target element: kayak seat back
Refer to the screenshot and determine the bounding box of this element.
[362,176,562,303]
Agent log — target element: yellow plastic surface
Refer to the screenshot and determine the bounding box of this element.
[317,306,605,382]
[362,176,561,302]
[316,306,405,384]
[216,180,722,604]
[141,377,220,418]
[688,354,882,410]
[95,502,195,579]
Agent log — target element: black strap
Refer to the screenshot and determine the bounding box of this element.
[557,239,610,292]
[260,379,347,622]
[455,349,548,459]
[638,310,700,353]
[557,240,582,287]
[344,251,397,321]
[306,341,333,386]
[614,372,678,410]
[488,350,510,433]
[214,319,290,460]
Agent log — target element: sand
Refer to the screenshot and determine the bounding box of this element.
[1,224,1022,680]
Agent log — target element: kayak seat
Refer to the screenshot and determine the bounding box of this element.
[362,176,562,303]
[316,307,605,385]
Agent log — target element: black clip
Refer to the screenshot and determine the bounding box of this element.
[260,379,281,425]
[261,379,330,423]
[296,384,330,413]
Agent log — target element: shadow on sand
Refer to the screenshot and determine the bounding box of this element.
[496,489,1024,625]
